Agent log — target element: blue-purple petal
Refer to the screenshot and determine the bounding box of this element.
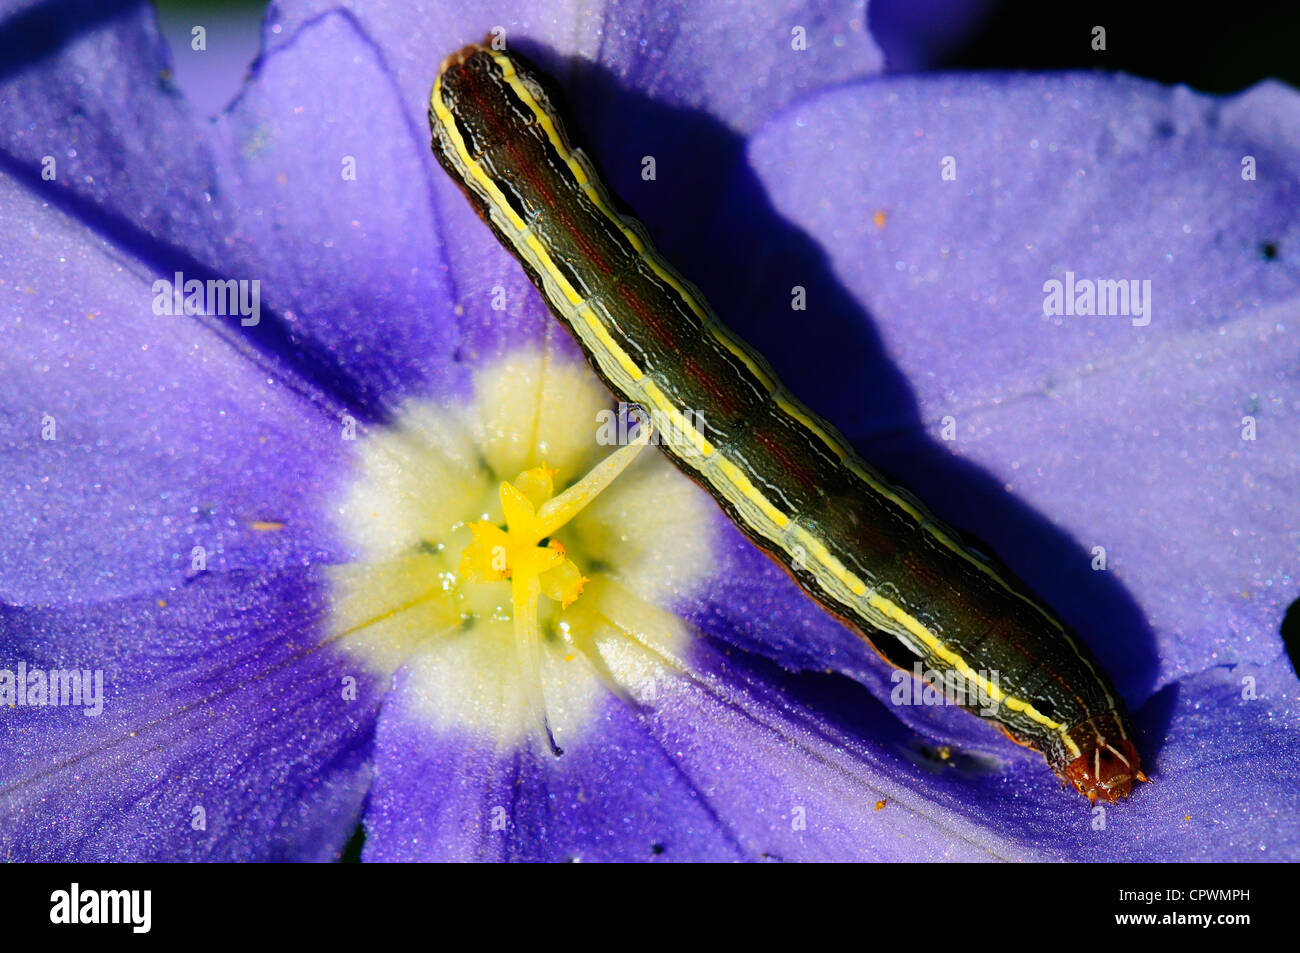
[0,569,379,861]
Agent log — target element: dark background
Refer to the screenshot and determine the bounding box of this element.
[155,0,1300,107]
[927,0,1300,91]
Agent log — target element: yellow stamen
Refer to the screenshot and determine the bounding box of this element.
[456,423,652,751]
[535,426,651,538]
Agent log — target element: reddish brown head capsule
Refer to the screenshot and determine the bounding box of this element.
[1063,738,1143,803]
[1057,711,1147,803]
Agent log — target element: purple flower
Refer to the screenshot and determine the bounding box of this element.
[1,0,1297,861]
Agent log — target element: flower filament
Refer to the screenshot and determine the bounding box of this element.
[456,425,652,753]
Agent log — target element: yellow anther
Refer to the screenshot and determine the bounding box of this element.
[457,428,651,614]
[453,431,651,755]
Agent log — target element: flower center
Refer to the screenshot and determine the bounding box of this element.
[327,349,718,752]
[455,428,651,751]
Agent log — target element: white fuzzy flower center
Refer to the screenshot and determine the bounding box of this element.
[327,349,717,750]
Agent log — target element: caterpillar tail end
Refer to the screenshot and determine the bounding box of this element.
[438,41,489,76]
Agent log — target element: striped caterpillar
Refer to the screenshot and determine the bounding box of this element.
[428,43,1146,803]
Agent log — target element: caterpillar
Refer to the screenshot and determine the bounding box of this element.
[428,42,1146,803]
